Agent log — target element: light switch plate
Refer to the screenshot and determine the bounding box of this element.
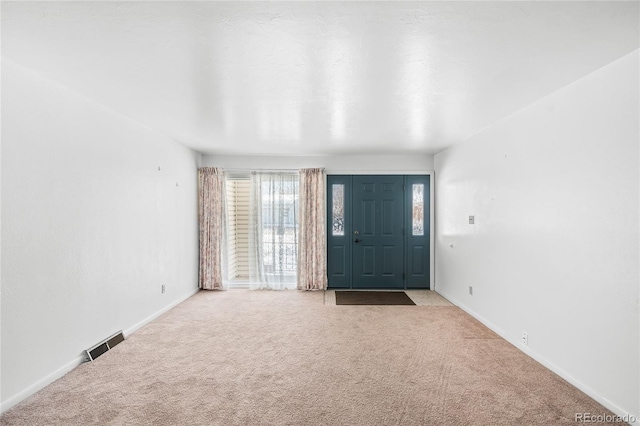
[469,215,475,224]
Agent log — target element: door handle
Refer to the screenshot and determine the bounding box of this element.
[354,239,361,243]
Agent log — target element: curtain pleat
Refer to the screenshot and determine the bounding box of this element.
[297,168,328,291]
[198,167,226,290]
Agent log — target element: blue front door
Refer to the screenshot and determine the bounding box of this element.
[351,175,405,288]
[326,175,430,289]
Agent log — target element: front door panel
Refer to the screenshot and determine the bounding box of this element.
[405,175,430,288]
[352,176,404,288]
[326,176,351,288]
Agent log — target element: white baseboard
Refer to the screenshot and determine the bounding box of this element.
[437,289,639,426]
[0,355,85,413]
[1,287,200,414]
[123,287,200,337]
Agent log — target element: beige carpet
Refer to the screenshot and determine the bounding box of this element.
[1,290,618,425]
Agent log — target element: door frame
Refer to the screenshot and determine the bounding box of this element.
[326,171,434,290]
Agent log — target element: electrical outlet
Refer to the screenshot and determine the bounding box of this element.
[161,284,166,294]
[469,286,473,295]
[522,331,528,346]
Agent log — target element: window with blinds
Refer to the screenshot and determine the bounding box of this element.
[225,176,250,281]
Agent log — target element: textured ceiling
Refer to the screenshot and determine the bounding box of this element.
[2,1,638,155]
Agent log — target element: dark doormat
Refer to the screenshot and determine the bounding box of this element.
[335,291,416,305]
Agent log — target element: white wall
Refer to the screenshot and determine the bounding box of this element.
[0,60,200,411]
[434,50,639,422]
[201,154,434,174]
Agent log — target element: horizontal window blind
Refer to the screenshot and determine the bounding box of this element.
[226,176,250,281]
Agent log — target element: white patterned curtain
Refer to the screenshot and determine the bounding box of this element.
[198,167,227,290]
[249,172,299,290]
[297,168,327,290]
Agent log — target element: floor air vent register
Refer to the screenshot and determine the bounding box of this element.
[85,330,125,361]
